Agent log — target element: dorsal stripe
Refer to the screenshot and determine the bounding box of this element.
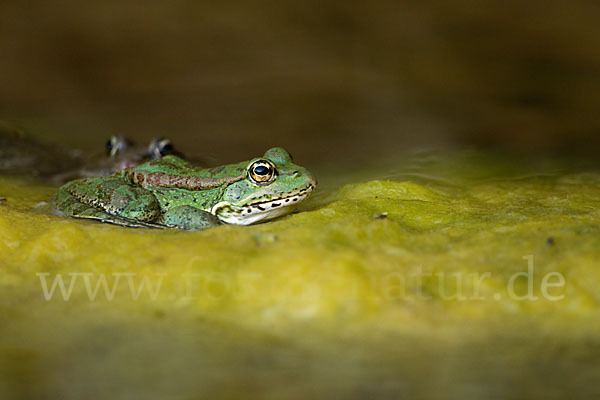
[128,170,244,190]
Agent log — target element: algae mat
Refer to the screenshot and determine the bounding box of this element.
[1,151,599,399]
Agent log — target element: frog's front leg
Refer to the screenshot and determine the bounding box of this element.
[161,206,222,231]
[57,176,162,226]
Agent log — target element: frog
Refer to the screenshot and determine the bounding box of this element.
[0,121,81,178]
[50,136,190,184]
[56,147,316,230]
[0,120,189,184]
[76,136,179,177]
[107,136,183,165]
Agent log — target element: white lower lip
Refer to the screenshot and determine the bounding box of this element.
[222,204,294,225]
[215,186,314,225]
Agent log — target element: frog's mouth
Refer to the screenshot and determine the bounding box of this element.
[211,183,315,225]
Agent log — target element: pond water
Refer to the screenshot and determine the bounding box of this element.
[1,150,599,399]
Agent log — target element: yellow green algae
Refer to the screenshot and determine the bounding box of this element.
[1,151,600,399]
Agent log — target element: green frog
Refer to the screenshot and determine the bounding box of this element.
[0,120,189,183]
[50,136,191,184]
[56,147,316,230]
[0,122,81,178]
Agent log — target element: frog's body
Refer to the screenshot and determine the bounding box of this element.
[56,148,316,230]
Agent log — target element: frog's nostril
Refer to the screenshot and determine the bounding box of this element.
[292,170,299,176]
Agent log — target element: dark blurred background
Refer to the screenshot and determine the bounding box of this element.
[1,0,599,164]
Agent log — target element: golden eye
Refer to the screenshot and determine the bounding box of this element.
[248,160,275,184]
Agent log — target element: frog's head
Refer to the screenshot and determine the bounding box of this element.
[212,147,317,225]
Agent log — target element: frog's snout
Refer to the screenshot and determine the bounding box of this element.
[305,171,318,188]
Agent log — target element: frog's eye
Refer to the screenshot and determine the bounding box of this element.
[248,160,276,185]
[149,137,175,159]
[106,136,131,157]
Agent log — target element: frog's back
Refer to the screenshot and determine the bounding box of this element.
[130,155,195,174]
[132,155,245,178]
[126,155,248,190]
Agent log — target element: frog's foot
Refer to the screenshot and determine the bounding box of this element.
[56,185,163,229]
[56,177,162,227]
[161,206,222,231]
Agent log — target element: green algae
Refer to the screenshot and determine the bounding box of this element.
[1,151,599,399]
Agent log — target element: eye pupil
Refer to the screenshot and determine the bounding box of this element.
[248,160,276,184]
[254,165,270,175]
